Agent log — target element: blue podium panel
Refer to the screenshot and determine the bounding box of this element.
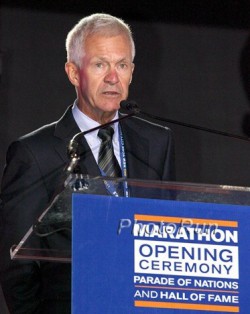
[72,194,249,313]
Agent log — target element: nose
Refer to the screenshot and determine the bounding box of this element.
[104,68,119,85]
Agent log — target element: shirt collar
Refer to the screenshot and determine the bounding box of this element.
[72,100,119,141]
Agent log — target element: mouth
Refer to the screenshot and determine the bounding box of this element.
[102,91,121,97]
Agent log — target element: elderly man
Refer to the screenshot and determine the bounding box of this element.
[0,13,175,313]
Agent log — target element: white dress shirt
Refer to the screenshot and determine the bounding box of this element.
[72,102,121,167]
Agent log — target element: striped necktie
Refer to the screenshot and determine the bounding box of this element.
[98,126,122,178]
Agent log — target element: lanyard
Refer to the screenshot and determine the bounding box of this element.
[118,125,129,197]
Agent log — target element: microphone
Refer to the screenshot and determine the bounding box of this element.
[120,100,140,113]
[66,103,138,173]
[121,100,250,142]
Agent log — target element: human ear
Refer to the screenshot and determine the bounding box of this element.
[65,62,80,87]
[130,63,135,84]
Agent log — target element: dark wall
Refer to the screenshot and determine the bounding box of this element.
[1,6,250,187]
[1,5,250,313]
[129,23,250,186]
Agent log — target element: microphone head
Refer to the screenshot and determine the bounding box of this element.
[120,100,140,113]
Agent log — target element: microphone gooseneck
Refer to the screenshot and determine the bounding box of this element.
[66,102,138,174]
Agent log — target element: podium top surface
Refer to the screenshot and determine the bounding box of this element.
[10,175,250,262]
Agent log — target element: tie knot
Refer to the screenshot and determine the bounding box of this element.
[98,126,114,141]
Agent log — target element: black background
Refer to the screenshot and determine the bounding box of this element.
[1,2,250,311]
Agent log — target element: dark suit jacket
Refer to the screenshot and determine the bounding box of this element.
[0,106,175,314]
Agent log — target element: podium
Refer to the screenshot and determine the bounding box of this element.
[10,175,250,313]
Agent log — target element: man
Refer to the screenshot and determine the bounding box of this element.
[0,13,175,313]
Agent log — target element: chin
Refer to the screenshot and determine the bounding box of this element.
[102,100,121,111]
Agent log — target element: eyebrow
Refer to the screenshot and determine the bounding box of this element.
[94,56,130,63]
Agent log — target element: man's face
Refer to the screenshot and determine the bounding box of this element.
[75,33,134,122]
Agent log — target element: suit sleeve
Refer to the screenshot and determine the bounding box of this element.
[0,140,50,314]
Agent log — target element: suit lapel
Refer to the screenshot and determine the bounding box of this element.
[53,105,101,177]
[75,137,101,176]
[120,117,150,179]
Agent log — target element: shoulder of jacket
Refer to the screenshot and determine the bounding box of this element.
[19,121,57,142]
[120,113,172,133]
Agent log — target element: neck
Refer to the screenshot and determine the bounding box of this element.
[93,111,117,124]
[77,104,117,124]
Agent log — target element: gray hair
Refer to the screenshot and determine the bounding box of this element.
[65,13,135,67]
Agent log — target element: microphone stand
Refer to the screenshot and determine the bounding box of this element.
[33,110,138,238]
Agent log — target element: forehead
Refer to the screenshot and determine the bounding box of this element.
[84,33,133,60]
